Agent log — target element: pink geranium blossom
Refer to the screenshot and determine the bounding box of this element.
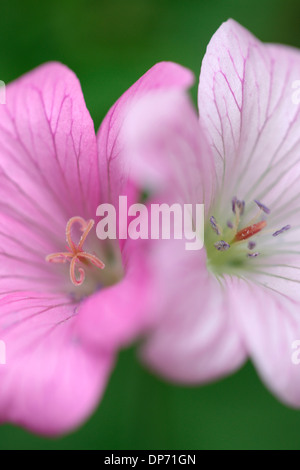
[124,20,300,407]
[0,61,193,434]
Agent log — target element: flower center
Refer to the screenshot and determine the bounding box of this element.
[205,197,291,277]
[46,216,105,286]
[45,216,124,299]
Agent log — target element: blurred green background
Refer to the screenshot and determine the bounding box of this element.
[1,0,300,450]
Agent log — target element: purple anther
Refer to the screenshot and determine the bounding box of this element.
[232,197,245,215]
[227,220,233,229]
[237,200,245,215]
[232,196,238,214]
[248,241,256,250]
[214,240,230,251]
[272,225,291,237]
[210,216,220,235]
[254,199,270,214]
[247,252,260,258]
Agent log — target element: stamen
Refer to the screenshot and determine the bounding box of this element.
[247,252,260,258]
[254,200,270,214]
[231,197,246,237]
[214,240,230,251]
[234,220,267,242]
[232,197,245,216]
[46,217,105,286]
[210,216,221,235]
[207,196,291,274]
[272,225,291,237]
[248,241,256,250]
[78,219,95,250]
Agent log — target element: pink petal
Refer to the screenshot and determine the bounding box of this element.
[97,61,194,210]
[121,89,216,210]
[104,86,218,351]
[95,63,199,340]
[230,278,300,407]
[140,248,247,383]
[198,19,300,218]
[0,292,113,435]
[76,244,154,350]
[0,62,99,293]
[112,63,238,382]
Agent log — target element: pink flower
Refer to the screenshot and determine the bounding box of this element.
[124,20,300,407]
[0,61,193,435]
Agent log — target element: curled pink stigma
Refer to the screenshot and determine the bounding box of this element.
[46,216,105,286]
